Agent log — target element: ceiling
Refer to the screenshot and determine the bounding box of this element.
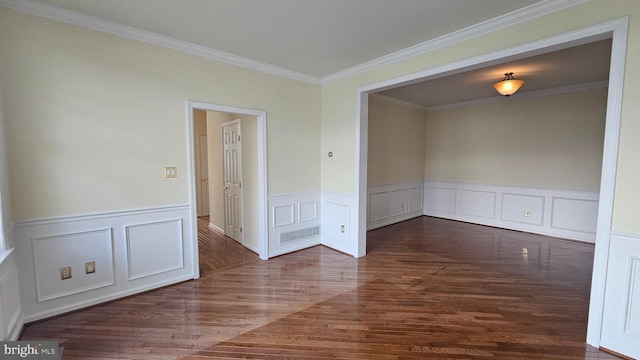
[6,0,610,106]
[377,38,612,108]
[26,0,542,78]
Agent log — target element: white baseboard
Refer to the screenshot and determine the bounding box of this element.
[208,223,224,234]
[367,182,424,230]
[12,205,196,322]
[424,181,598,242]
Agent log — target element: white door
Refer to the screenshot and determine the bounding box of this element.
[198,134,209,217]
[600,233,640,359]
[222,120,243,243]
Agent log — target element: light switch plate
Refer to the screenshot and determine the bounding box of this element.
[164,167,177,178]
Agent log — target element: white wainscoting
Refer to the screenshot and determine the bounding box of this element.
[0,249,23,340]
[368,182,424,230]
[600,232,640,359]
[424,181,598,242]
[268,193,320,258]
[321,192,356,256]
[12,205,195,322]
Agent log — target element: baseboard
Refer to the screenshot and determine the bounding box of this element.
[23,274,194,323]
[208,223,224,234]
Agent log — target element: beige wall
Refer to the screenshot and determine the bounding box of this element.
[321,0,640,234]
[425,88,607,191]
[0,8,320,221]
[368,97,426,186]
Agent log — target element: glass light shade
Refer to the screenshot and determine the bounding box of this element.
[493,79,524,96]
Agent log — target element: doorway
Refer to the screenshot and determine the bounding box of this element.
[187,101,269,278]
[354,18,627,348]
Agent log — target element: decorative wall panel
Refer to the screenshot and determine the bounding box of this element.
[126,219,183,280]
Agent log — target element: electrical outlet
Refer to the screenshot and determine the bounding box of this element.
[60,266,72,280]
[85,261,96,274]
[340,225,345,233]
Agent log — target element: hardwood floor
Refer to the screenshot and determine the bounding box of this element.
[20,216,621,359]
[196,216,259,276]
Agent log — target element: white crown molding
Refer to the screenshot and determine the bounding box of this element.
[321,0,587,85]
[0,0,321,85]
[425,80,608,111]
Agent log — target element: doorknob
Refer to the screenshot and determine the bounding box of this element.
[223,185,228,190]
[202,179,207,182]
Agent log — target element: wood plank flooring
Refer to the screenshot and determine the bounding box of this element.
[20,216,621,359]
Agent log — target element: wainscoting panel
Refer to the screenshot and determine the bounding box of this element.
[426,186,457,214]
[368,183,424,230]
[551,197,599,234]
[32,228,115,301]
[424,181,598,242]
[501,193,545,226]
[321,192,355,256]
[0,249,23,340]
[126,219,183,281]
[600,232,640,359]
[268,193,320,258]
[460,190,496,219]
[12,205,195,322]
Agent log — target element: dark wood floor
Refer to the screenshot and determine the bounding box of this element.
[21,216,620,359]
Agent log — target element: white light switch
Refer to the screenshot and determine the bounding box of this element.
[164,167,177,178]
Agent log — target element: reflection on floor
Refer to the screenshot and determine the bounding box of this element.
[20,216,620,359]
[197,216,259,276]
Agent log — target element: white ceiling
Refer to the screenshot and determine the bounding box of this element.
[5,0,610,106]
[26,0,542,78]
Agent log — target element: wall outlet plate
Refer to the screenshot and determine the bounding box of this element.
[60,266,72,280]
[85,261,96,274]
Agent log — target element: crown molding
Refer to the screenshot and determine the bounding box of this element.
[321,0,587,85]
[0,0,321,85]
[426,80,608,111]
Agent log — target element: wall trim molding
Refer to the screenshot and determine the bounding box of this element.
[0,0,319,85]
[12,205,195,322]
[268,192,321,258]
[424,180,599,243]
[13,204,190,228]
[322,0,587,84]
[369,94,428,111]
[367,182,424,230]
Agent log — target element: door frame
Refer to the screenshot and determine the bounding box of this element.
[186,101,269,277]
[354,17,628,347]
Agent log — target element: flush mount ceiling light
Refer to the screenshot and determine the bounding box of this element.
[493,72,524,96]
